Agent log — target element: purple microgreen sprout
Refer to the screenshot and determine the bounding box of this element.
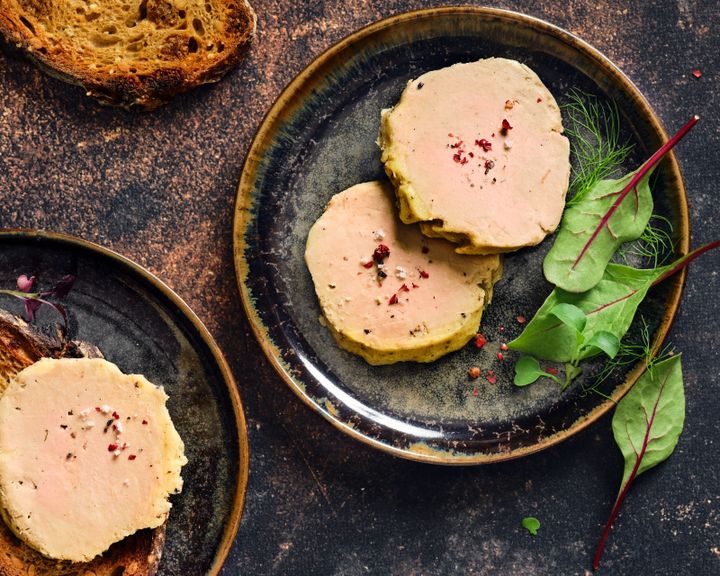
[0,274,76,327]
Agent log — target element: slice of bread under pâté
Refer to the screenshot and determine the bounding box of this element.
[0,0,256,109]
[0,309,166,576]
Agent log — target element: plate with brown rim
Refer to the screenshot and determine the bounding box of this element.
[0,229,249,574]
[233,7,688,464]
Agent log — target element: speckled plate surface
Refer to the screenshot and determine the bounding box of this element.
[0,230,248,574]
[234,7,688,464]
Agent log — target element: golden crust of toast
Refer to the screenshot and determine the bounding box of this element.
[0,0,256,108]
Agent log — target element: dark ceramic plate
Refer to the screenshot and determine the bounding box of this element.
[234,8,688,464]
[0,230,248,574]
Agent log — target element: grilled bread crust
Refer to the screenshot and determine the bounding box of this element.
[0,0,256,108]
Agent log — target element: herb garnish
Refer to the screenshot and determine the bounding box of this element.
[521,516,541,536]
[616,214,675,268]
[509,241,719,384]
[544,115,699,293]
[0,274,76,327]
[593,354,684,569]
[513,356,560,387]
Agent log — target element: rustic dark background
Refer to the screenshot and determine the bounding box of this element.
[1,1,718,575]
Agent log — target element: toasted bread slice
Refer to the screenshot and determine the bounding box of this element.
[0,309,166,575]
[0,0,256,108]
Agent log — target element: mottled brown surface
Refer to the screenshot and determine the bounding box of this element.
[1,1,719,575]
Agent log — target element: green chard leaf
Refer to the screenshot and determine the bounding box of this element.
[543,116,699,294]
[594,354,684,569]
[510,241,720,364]
[508,264,659,363]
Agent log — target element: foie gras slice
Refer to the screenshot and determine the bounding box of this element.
[379,57,570,255]
[0,358,187,562]
[305,181,501,365]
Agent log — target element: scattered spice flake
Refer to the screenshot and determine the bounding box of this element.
[399,283,410,292]
[128,454,137,460]
[142,419,148,425]
[691,68,702,79]
[453,152,469,165]
[472,388,479,396]
[362,260,374,269]
[497,352,504,361]
[421,246,429,254]
[500,118,513,135]
[546,367,559,376]
[373,244,390,263]
[388,294,399,305]
[474,333,486,348]
[419,270,429,279]
[417,81,424,89]
[484,160,495,175]
[108,443,118,452]
[412,282,420,289]
[112,411,120,420]
[475,138,492,151]
[504,99,514,110]
[486,370,497,385]
[468,367,481,379]
[500,343,508,351]
[536,97,543,103]
[516,315,526,324]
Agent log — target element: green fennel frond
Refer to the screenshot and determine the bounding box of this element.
[617,214,676,268]
[562,90,634,206]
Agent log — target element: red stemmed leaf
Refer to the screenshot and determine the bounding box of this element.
[0,274,76,327]
[594,354,684,569]
[511,241,720,363]
[45,274,76,299]
[544,116,699,293]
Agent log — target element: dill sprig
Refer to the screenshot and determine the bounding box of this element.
[562,90,634,206]
[616,214,676,268]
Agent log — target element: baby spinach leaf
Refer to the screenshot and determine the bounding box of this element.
[544,116,699,293]
[513,356,560,387]
[593,354,684,569]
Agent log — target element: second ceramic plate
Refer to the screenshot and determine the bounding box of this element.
[234,8,688,463]
[0,230,248,573]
